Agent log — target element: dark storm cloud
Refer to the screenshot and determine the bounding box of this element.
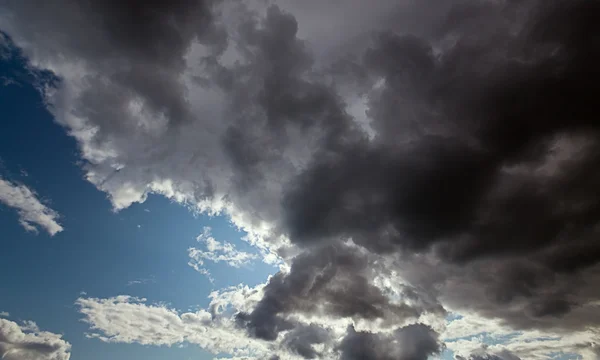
[7,0,225,65]
[281,324,330,359]
[337,323,442,360]
[83,0,219,67]
[3,0,225,130]
[286,0,600,256]
[276,0,600,329]
[237,243,435,341]
[217,4,362,195]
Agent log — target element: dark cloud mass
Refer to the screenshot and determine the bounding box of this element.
[279,0,600,331]
[338,323,442,360]
[3,0,600,358]
[237,243,440,343]
[3,0,225,133]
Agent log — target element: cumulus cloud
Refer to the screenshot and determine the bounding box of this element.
[0,317,71,360]
[0,177,63,236]
[3,0,600,358]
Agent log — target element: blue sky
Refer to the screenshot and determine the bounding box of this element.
[0,41,276,360]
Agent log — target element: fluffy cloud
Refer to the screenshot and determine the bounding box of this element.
[0,318,71,360]
[3,0,600,358]
[0,177,63,236]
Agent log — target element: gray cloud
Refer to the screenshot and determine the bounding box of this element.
[338,323,442,360]
[237,243,441,342]
[281,324,330,359]
[278,0,600,331]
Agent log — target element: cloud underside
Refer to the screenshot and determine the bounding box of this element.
[3,0,600,358]
[0,177,63,236]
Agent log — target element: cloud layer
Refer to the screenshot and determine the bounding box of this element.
[3,0,600,358]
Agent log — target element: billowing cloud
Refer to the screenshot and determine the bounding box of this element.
[0,318,71,360]
[0,177,63,236]
[3,0,600,359]
[236,243,444,343]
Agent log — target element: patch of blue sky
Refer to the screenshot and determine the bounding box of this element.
[445,312,464,322]
[444,331,520,345]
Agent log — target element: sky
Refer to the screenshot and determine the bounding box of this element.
[0,0,599,360]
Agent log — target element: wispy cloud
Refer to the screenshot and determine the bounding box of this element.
[126,277,156,287]
[0,177,63,236]
[76,294,268,356]
[188,227,257,277]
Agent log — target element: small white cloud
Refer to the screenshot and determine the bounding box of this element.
[187,227,258,277]
[143,209,150,212]
[137,224,141,228]
[126,277,156,286]
[0,317,71,360]
[0,177,63,236]
[0,311,9,317]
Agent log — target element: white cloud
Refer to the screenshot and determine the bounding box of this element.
[126,277,156,287]
[0,312,9,317]
[0,177,63,236]
[443,312,600,360]
[188,227,258,276]
[0,317,71,360]
[76,295,271,358]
